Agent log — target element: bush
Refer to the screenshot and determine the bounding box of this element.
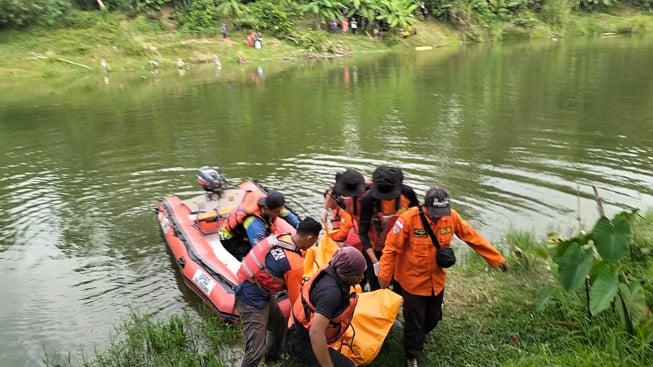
[247,0,293,37]
[291,29,330,50]
[626,0,653,10]
[177,0,223,35]
[540,0,572,27]
[0,0,71,29]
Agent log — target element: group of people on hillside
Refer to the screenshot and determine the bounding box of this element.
[218,166,509,367]
[330,18,358,34]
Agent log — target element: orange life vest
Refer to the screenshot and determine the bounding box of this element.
[223,189,267,236]
[236,233,300,292]
[342,196,361,219]
[290,267,358,344]
[369,195,412,251]
[330,207,343,230]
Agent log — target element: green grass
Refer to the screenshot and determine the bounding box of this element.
[50,217,653,367]
[45,306,241,367]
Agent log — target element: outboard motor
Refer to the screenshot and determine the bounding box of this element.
[197,166,227,199]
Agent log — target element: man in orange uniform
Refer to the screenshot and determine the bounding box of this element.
[378,187,509,367]
[286,246,367,367]
[235,217,322,367]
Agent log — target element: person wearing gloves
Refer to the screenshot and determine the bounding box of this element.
[378,187,509,367]
[358,166,418,290]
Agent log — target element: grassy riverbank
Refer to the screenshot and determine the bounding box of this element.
[44,209,653,367]
[1,8,653,79]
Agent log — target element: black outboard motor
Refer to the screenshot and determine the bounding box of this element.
[197,166,227,198]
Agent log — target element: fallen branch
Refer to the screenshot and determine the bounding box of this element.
[56,58,92,70]
[28,53,92,70]
[29,53,47,60]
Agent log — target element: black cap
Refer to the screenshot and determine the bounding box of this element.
[424,187,451,217]
[334,169,366,197]
[258,191,285,209]
[370,166,402,200]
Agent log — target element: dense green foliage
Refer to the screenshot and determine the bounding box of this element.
[0,0,71,28]
[247,0,294,36]
[2,0,652,36]
[177,0,224,34]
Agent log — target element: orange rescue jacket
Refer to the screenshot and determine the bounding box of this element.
[328,207,353,243]
[368,195,413,251]
[379,207,505,296]
[222,189,267,236]
[289,267,358,344]
[236,233,302,294]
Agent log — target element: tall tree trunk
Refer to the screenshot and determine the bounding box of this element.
[96,0,106,10]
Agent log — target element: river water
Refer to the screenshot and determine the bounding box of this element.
[1,35,653,366]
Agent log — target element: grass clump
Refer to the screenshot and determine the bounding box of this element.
[47,306,240,367]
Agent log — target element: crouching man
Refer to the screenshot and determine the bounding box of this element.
[286,246,367,367]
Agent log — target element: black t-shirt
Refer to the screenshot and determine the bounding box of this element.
[310,269,351,319]
[290,268,351,339]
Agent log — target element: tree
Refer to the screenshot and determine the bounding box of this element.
[301,0,347,25]
[376,0,418,29]
[0,0,70,28]
[216,0,250,18]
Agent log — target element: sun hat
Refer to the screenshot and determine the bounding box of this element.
[334,169,366,197]
[370,166,403,200]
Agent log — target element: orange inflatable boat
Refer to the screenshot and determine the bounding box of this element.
[156,167,295,322]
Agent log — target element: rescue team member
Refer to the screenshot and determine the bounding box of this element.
[220,191,300,260]
[358,166,418,290]
[321,169,368,247]
[286,246,367,367]
[321,186,352,246]
[378,187,509,367]
[235,217,322,367]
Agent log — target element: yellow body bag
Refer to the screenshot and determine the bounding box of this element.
[303,236,403,366]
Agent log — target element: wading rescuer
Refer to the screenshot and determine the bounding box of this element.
[219,191,300,260]
[235,217,322,367]
[378,187,509,367]
[286,246,367,367]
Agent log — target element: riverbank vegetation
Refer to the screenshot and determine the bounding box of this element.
[1,0,653,77]
[46,207,653,366]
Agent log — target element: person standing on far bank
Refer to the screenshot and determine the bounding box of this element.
[220,23,227,38]
[379,186,509,367]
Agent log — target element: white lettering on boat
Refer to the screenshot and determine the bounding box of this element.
[160,216,169,232]
[192,269,216,295]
